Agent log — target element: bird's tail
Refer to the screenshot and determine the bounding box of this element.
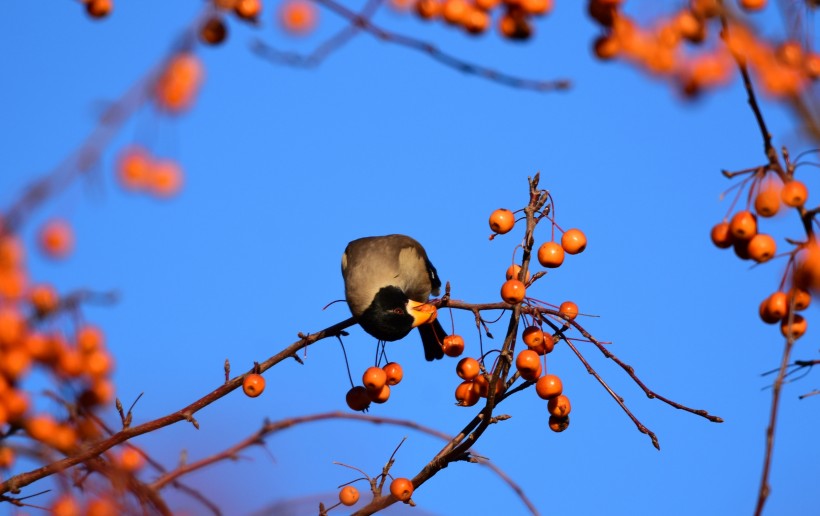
[418,319,447,361]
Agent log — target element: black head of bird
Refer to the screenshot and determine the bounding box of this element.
[342,234,447,361]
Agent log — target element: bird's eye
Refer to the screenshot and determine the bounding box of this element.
[392,308,404,315]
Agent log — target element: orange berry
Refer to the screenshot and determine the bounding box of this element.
[522,326,545,348]
[516,349,541,381]
[51,424,78,453]
[794,242,820,291]
[0,270,26,301]
[243,373,265,397]
[0,307,25,346]
[500,279,526,304]
[738,0,767,11]
[148,159,184,198]
[0,447,14,469]
[51,494,81,516]
[489,208,515,234]
[530,336,555,356]
[521,0,552,15]
[414,0,441,19]
[747,234,776,263]
[729,211,757,240]
[442,334,465,357]
[118,447,145,473]
[24,332,57,362]
[89,379,116,406]
[77,324,104,353]
[548,415,570,432]
[759,299,780,324]
[0,348,31,380]
[781,314,807,340]
[345,386,371,411]
[499,11,531,40]
[84,350,114,378]
[30,283,59,316]
[561,228,587,254]
[339,486,360,506]
[58,348,84,378]
[26,414,58,442]
[155,53,204,113]
[0,236,24,270]
[674,9,705,43]
[235,0,262,20]
[537,241,565,268]
[200,16,228,45]
[547,394,572,417]
[764,291,789,320]
[474,0,499,8]
[116,146,151,191]
[781,180,808,207]
[367,384,391,404]
[390,477,414,502]
[559,301,579,320]
[2,390,29,422]
[86,0,112,19]
[473,373,489,397]
[38,219,74,259]
[455,380,480,406]
[86,497,118,516]
[535,374,563,400]
[754,182,782,217]
[383,362,403,385]
[442,0,469,24]
[593,34,620,60]
[505,264,530,282]
[463,8,490,34]
[279,0,317,34]
[456,357,481,380]
[787,288,811,311]
[362,366,387,392]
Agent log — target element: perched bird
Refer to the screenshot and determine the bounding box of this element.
[342,235,447,361]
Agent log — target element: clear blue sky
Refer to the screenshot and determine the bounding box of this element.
[2,1,819,515]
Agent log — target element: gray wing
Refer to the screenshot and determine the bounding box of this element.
[341,235,437,316]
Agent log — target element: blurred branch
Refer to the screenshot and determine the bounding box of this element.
[0,317,356,496]
[301,0,570,92]
[251,0,384,67]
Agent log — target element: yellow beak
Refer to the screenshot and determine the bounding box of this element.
[408,300,438,327]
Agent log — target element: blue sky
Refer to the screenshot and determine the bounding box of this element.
[2,1,819,515]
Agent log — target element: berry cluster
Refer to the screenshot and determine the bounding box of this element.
[413,0,553,39]
[590,0,820,98]
[489,205,585,431]
[0,228,123,509]
[345,363,404,411]
[711,157,813,339]
[116,146,184,198]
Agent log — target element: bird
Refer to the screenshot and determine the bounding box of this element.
[341,234,447,361]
